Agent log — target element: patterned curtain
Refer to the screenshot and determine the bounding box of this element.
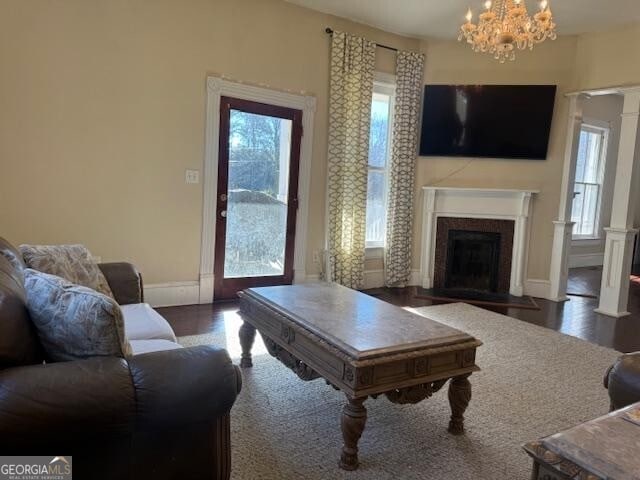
[327,31,376,289]
[384,50,425,287]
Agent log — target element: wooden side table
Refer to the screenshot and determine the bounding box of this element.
[523,402,640,480]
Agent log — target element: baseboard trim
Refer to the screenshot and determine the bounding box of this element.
[594,308,631,318]
[362,268,423,289]
[302,273,321,282]
[569,253,604,268]
[144,281,200,308]
[363,269,385,289]
[147,271,324,308]
[523,279,551,299]
[409,269,421,287]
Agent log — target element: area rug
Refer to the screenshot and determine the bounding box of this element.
[178,303,621,480]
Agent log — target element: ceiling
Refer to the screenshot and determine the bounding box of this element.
[286,0,640,40]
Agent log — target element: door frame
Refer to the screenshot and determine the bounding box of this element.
[199,76,317,303]
[213,96,303,299]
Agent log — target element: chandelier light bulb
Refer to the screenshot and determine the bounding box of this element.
[466,8,473,22]
[540,0,548,10]
[485,1,492,10]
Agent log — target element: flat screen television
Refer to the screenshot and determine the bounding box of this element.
[419,85,556,160]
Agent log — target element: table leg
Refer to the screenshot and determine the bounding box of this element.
[339,396,367,471]
[448,373,472,435]
[239,321,256,368]
[530,461,540,480]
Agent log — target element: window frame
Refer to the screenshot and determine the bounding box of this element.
[365,73,396,251]
[571,121,610,241]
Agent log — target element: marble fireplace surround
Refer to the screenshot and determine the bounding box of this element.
[420,187,538,297]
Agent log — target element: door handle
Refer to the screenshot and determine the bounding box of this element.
[220,193,227,202]
[220,210,227,218]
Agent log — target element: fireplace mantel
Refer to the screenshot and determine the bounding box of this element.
[420,187,539,297]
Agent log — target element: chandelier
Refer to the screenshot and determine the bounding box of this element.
[458,0,557,63]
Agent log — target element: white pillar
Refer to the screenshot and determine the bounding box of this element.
[420,189,437,289]
[509,192,534,297]
[596,89,640,317]
[548,221,575,301]
[548,93,585,301]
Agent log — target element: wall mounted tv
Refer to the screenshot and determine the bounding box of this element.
[419,85,557,160]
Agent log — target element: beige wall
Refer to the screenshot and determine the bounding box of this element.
[573,23,640,91]
[413,37,578,280]
[0,0,418,284]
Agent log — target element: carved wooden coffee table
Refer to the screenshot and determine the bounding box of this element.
[238,283,482,471]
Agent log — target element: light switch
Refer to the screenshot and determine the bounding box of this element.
[185,169,200,184]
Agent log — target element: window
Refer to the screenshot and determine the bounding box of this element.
[571,123,609,239]
[366,78,395,249]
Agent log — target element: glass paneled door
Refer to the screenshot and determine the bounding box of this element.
[214,97,303,300]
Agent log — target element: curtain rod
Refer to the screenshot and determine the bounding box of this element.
[325,28,398,53]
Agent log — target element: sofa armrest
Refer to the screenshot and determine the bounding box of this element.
[128,345,241,430]
[0,346,242,450]
[0,357,136,448]
[99,262,144,305]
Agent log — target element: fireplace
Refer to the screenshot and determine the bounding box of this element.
[420,187,537,297]
[445,230,501,292]
[433,217,515,294]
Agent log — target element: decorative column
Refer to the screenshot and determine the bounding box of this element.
[596,89,640,317]
[548,93,586,301]
[420,189,437,289]
[548,221,575,301]
[509,192,534,297]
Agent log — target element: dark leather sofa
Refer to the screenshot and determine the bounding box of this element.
[0,237,242,480]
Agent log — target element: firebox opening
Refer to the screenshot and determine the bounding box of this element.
[445,230,501,293]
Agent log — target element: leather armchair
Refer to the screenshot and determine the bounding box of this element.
[604,352,640,411]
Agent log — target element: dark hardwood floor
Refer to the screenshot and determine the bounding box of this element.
[158,267,640,353]
[566,265,603,298]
